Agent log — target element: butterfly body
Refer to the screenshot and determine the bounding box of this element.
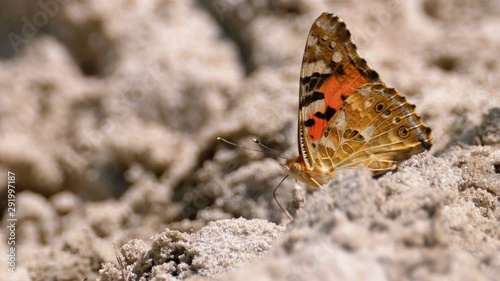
[286,13,432,189]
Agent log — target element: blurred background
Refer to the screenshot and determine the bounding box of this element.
[0,0,499,280]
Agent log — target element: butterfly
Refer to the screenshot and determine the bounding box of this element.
[284,13,432,190]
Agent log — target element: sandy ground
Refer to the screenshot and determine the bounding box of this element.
[0,0,499,280]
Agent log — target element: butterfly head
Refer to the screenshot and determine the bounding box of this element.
[283,156,323,190]
[283,158,302,177]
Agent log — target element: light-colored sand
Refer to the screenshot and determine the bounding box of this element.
[0,1,499,280]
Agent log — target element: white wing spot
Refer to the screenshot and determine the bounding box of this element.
[302,61,332,77]
[307,35,318,48]
[316,19,332,30]
[308,98,326,114]
[359,87,371,96]
[335,111,347,130]
[364,98,374,108]
[332,51,343,63]
[322,35,329,41]
[329,41,336,49]
[322,135,334,148]
[361,126,376,139]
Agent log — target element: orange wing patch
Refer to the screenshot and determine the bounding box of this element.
[298,13,382,142]
[310,66,371,141]
[321,63,371,111]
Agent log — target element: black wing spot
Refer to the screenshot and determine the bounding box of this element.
[419,135,432,149]
[301,75,311,84]
[314,106,336,121]
[304,119,315,127]
[363,69,379,80]
[334,65,345,76]
[301,91,325,108]
[301,72,332,82]
[305,77,319,91]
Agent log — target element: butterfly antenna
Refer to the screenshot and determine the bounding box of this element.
[274,174,293,222]
[217,137,266,154]
[253,138,289,160]
[217,137,289,160]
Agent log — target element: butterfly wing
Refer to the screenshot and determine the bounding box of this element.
[318,83,432,175]
[298,13,382,170]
